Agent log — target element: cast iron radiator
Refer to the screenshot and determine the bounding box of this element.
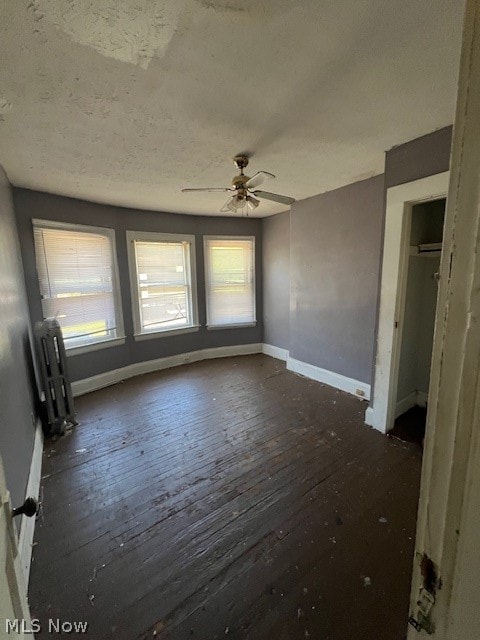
[34,318,77,435]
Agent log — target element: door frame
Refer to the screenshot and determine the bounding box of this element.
[407,0,480,634]
[365,171,450,433]
[0,450,32,637]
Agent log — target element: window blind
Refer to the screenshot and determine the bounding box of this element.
[33,224,119,348]
[204,238,255,327]
[134,240,192,332]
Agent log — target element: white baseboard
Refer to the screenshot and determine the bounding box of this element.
[72,343,264,397]
[365,406,374,427]
[364,408,386,433]
[286,356,371,400]
[71,344,371,405]
[416,391,428,407]
[395,392,417,418]
[262,343,289,361]
[367,390,429,432]
[395,390,429,418]
[18,419,43,588]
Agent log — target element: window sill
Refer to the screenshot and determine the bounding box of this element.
[207,322,257,330]
[66,336,126,357]
[134,325,200,341]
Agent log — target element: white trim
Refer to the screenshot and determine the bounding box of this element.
[262,343,289,361]
[204,235,256,327]
[33,218,111,235]
[32,218,125,347]
[370,390,429,425]
[395,392,417,418]
[72,343,263,397]
[365,406,374,427]
[408,4,480,634]
[367,171,449,433]
[416,390,428,407]
[66,336,126,356]
[18,419,43,588]
[126,230,198,338]
[134,325,200,341]
[287,356,370,400]
[71,345,371,404]
[207,322,257,330]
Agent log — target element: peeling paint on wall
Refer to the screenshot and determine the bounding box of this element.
[408,553,441,634]
[30,0,181,69]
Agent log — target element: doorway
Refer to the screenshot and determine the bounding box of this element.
[390,198,446,444]
[366,171,450,434]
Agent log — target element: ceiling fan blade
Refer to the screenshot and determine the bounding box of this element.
[220,196,235,212]
[245,171,275,189]
[253,190,295,205]
[182,187,232,193]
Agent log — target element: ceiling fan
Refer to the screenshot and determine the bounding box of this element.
[181,155,295,214]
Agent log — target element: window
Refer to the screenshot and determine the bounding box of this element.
[204,236,256,328]
[127,231,198,338]
[33,220,123,352]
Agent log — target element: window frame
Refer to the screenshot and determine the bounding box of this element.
[32,218,125,356]
[126,230,199,340]
[203,235,257,330]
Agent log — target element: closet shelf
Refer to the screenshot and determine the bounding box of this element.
[409,242,442,258]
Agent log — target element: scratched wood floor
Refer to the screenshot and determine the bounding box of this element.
[29,354,422,640]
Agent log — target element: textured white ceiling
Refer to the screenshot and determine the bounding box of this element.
[0,0,464,217]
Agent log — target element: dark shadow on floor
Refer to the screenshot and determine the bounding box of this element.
[390,405,427,446]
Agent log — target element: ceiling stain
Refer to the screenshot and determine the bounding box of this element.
[0,0,465,217]
[0,98,12,123]
[195,0,246,13]
[29,0,181,69]
[0,99,12,114]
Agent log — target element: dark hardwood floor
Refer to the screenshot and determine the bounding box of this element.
[29,354,422,639]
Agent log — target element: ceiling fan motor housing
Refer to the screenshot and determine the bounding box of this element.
[233,155,249,171]
[232,174,250,192]
[181,154,294,211]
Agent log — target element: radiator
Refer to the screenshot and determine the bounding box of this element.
[34,319,77,435]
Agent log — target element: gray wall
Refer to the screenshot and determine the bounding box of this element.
[14,189,263,382]
[367,129,453,394]
[262,211,290,351]
[261,129,453,391]
[0,167,37,506]
[385,126,452,188]
[289,175,385,385]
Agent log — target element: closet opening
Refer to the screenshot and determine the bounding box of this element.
[390,198,446,445]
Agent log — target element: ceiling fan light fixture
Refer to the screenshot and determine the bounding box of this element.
[225,195,243,212]
[182,156,295,214]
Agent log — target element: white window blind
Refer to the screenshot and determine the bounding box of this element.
[33,222,121,349]
[131,237,195,334]
[204,237,256,327]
